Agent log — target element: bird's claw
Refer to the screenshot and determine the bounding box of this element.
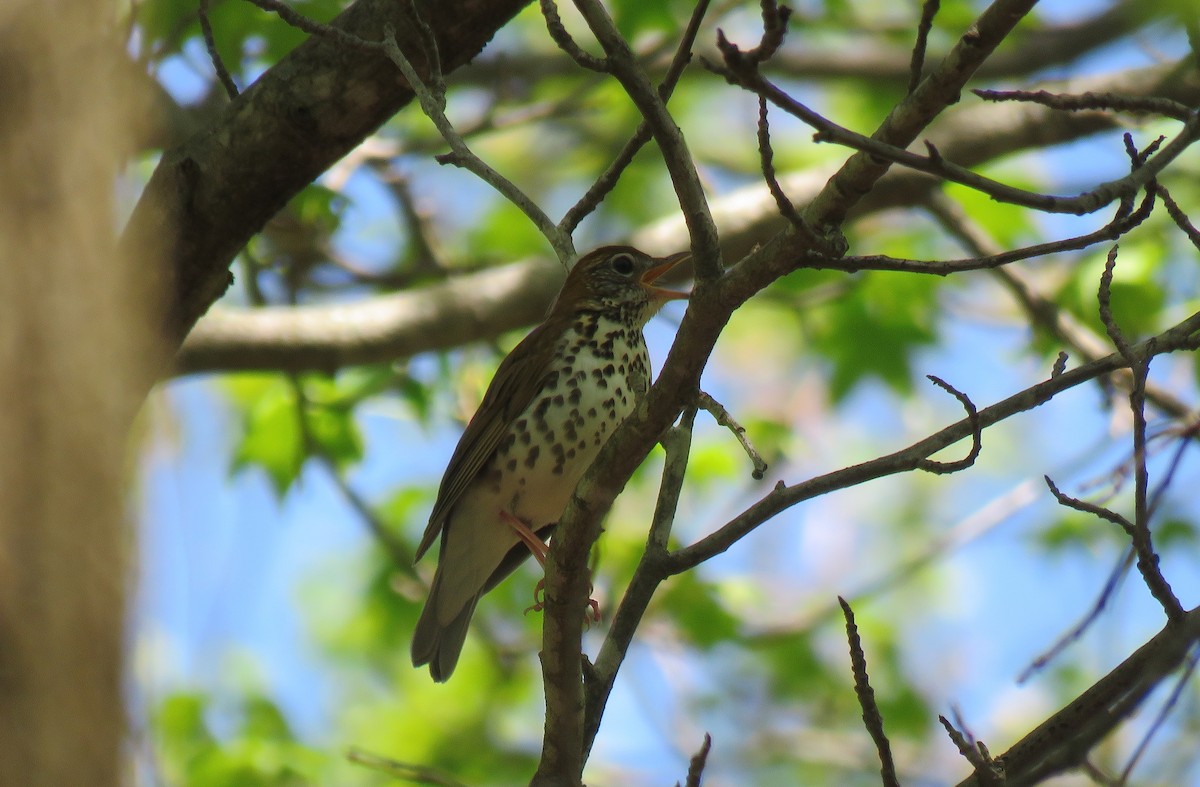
[523,578,547,616]
[523,578,602,625]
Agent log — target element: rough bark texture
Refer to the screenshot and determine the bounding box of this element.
[121,0,533,351]
[0,2,156,784]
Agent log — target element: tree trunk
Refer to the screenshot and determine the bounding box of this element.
[0,3,157,784]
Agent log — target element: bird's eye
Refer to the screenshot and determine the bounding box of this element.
[610,252,635,275]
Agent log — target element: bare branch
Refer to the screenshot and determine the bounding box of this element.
[957,607,1200,786]
[1119,645,1200,782]
[1018,548,1134,683]
[973,87,1195,121]
[198,0,238,99]
[582,406,695,760]
[915,375,981,474]
[1158,183,1200,250]
[379,24,571,262]
[756,96,803,229]
[697,390,768,480]
[560,0,712,233]
[840,598,899,787]
[172,60,1200,376]
[940,713,1003,785]
[539,0,609,72]
[242,0,383,53]
[680,733,713,787]
[908,0,940,94]
[667,312,1200,575]
[709,62,1200,216]
[571,0,722,280]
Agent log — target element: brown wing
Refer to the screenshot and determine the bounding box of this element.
[414,319,560,561]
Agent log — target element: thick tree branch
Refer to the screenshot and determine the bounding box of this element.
[121,0,533,355]
[957,606,1200,786]
[176,61,1200,375]
[177,258,565,374]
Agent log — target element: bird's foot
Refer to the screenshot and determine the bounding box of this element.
[523,578,601,626]
[524,578,547,615]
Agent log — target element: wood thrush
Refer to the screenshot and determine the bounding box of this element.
[411,245,690,681]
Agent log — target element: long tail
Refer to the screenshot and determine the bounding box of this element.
[411,567,479,682]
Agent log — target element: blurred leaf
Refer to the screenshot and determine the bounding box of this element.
[230,375,364,494]
[397,373,434,424]
[232,379,304,495]
[1155,517,1199,550]
[466,199,550,262]
[658,572,740,649]
[805,272,939,399]
[305,400,363,468]
[242,694,294,741]
[286,183,345,236]
[1033,512,1122,554]
[1060,243,1166,338]
[611,0,678,38]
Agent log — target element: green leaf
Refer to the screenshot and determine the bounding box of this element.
[1060,243,1166,338]
[805,272,939,400]
[1033,511,1122,554]
[658,572,740,649]
[305,402,363,469]
[232,380,304,496]
[242,695,295,741]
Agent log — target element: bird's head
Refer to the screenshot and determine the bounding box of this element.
[558,245,690,324]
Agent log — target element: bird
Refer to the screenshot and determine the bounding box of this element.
[411,245,690,681]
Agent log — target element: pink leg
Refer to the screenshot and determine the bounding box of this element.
[499,509,548,564]
[500,510,601,621]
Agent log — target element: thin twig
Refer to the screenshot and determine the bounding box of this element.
[680,733,713,787]
[667,311,1200,576]
[347,747,470,787]
[756,96,803,228]
[324,460,415,572]
[1157,183,1200,250]
[696,390,767,480]
[242,0,382,52]
[839,597,899,787]
[540,0,610,72]
[973,88,1195,122]
[571,0,721,279]
[1018,548,1133,683]
[714,0,791,69]
[707,58,1200,216]
[915,375,980,474]
[199,0,239,99]
[921,187,1198,420]
[908,0,940,94]
[958,607,1200,786]
[837,187,1152,276]
[560,0,712,233]
[1119,644,1200,782]
[940,713,1002,785]
[1044,475,1183,622]
[378,26,571,262]
[1097,248,1185,621]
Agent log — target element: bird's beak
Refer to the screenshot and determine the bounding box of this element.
[639,251,691,301]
